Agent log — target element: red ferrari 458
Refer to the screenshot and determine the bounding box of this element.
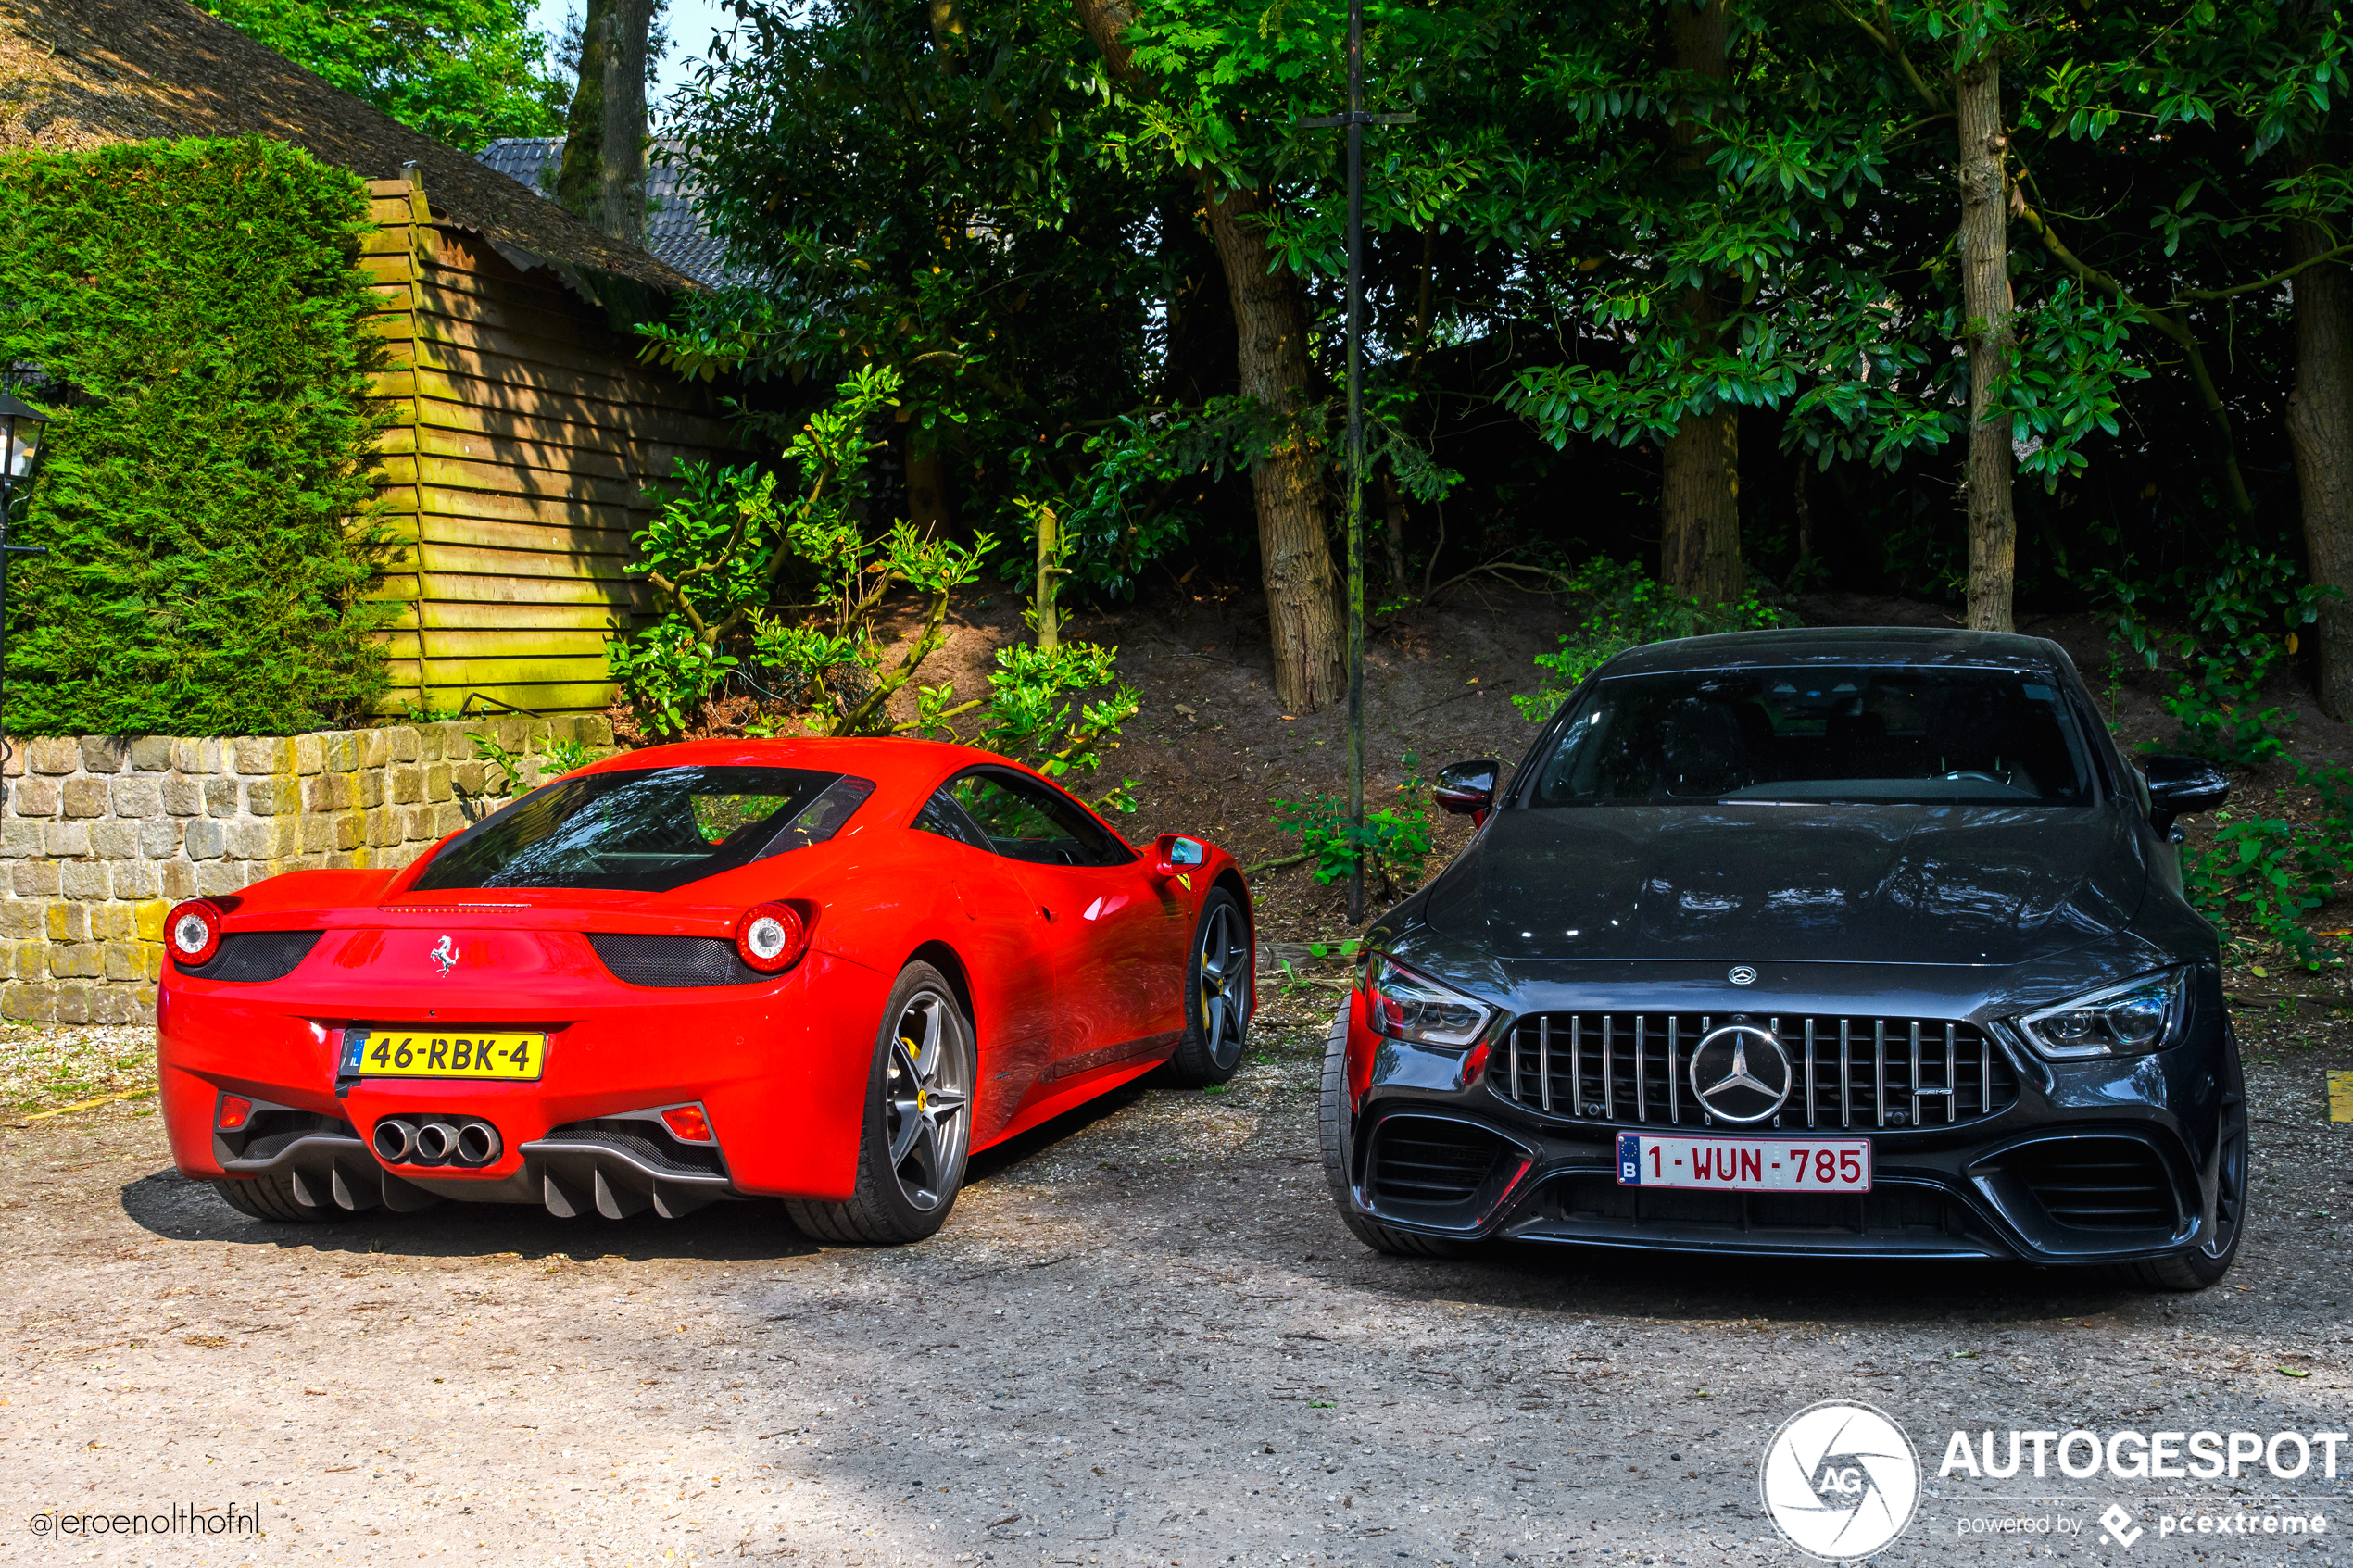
[157,738,1253,1244]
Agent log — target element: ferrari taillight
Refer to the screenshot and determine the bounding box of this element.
[216,1094,253,1130]
[735,902,807,974]
[167,899,223,967]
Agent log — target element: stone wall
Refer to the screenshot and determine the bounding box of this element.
[0,717,612,1025]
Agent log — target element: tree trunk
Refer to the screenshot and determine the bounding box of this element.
[1208,184,1344,710]
[1072,0,1341,710]
[1379,470,1409,595]
[905,442,956,538]
[1656,1,1741,606]
[598,0,655,245]
[1956,34,2016,633]
[554,0,613,223]
[2290,213,2353,718]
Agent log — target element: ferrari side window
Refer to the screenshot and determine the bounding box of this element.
[913,792,991,852]
[946,770,1131,868]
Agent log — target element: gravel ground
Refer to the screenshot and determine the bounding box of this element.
[0,1023,153,1118]
[1,989,2347,1568]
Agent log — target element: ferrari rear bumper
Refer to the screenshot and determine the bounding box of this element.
[161,943,894,1206]
[210,1098,743,1219]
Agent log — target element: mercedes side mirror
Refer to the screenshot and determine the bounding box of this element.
[1433,760,1502,825]
[1153,834,1207,880]
[2144,755,2230,836]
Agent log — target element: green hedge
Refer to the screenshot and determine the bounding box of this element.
[0,137,391,735]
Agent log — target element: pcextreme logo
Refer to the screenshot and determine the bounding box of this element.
[1759,1401,1923,1560]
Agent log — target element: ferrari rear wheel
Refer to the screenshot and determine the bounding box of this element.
[1166,888,1250,1087]
[1317,1001,1463,1259]
[210,1173,333,1223]
[785,962,974,1246]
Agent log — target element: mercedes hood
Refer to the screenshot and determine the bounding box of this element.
[1419,802,2150,968]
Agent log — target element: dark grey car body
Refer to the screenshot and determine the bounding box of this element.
[1333,627,2243,1272]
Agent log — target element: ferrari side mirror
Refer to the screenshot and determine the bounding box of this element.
[1153,834,1207,879]
[1433,759,1501,824]
[2143,755,2229,835]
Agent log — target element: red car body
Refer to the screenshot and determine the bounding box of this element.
[157,737,1251,1220]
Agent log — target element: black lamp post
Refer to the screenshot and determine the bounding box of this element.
[1302,0,1414,924]
[0,389,51,806]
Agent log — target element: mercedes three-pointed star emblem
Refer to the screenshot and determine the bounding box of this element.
[1688,1022,1793,1124]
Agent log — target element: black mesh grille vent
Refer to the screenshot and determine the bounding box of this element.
[586,934,763,988]
[2010,1138,2178,1230]
[180,930,323,983]
[1368,1117,1508,1208]
[541,1120,726,1176]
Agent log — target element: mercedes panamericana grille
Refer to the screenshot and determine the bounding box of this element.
[160,739,1254,1244]
[1321,629,2247,1289]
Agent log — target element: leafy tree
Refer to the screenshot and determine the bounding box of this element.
[198,0,567,152]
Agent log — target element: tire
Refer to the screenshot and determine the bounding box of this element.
[784,961,975,1246]
[2116,1046,2248,1292]
[1165,887,1252,1087]
[210,1173,333,1223]
[1317,1000,1462,1259]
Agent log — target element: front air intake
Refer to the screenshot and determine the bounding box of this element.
[2007,1137,2179,1230]
[1367,1116,1509,1208]
[587,934,766,988]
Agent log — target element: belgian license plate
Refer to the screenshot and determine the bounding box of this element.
[341,1028,546,1081]
[1616,1133,1871,1193]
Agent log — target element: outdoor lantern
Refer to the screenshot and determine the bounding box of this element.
[0,390,48,495]
[0,385,50,813]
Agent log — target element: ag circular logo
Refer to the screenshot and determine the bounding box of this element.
[1759,1400,1920,1560]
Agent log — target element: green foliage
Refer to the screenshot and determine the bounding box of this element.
[197,0,565,152]
[2101,546,2335,768]
[612,367,1140,802]
[1000,401,1265,605]
[2183,764,2353,967]
[1274,759,1435,897]
[1515,561,1795,722]
[963,642,1141,813]
[542,738,597,776]
[608,621,739,746]
[468,733,604,797]
[0,138,392,736]
[610,367,993,744]
[468,732,526,797]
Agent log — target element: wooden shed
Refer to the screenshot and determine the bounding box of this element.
[0,0,745,715]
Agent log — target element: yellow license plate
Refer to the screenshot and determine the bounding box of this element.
[340,1028,546,1081]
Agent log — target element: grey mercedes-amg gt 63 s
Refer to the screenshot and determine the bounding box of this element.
[1320,627,2246,1288]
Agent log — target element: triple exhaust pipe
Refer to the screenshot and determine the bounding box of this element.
[372,1114,501,1168]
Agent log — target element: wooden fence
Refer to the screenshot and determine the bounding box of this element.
[359,172,740,717]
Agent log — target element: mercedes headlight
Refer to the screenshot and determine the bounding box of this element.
[1364,955,1494,1049]
[2013,969,2188,1060]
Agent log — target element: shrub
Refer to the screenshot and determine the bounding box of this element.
[0,138,392,734]
[2100,546,2334,768]
[1515,560,1793,722]
[2182,761,2353,965]
[1275,758,1436,897]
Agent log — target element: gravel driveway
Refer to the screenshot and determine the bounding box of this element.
[2,995,2347,1566]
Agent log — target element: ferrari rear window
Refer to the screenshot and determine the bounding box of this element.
[1526,665,2095,808]
[412,767,871,892]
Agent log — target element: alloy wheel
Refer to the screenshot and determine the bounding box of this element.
[884,989,969,1212]
[1197,901,1250,1071]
